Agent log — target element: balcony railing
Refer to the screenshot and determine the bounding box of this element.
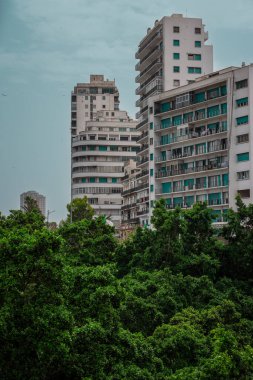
[137,208,149,216]
[156,161,229,178]
[136,169,149,179]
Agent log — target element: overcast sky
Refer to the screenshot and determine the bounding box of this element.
[1,0,253,221]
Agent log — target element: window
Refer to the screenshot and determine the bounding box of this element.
[102,96,106,100]
[99,177,107,183]
[150,138,153,145]
[236,115,248,125]
[238,189,250,198]
[237,171,249,180]
[150,168,154,176]
[236,79,248,89]
[195,27,201,34]
[120,136,129,141]
[237,152,249,162]
[150,153,154,161]
[173,52,180,59]
[236,97,248,107]
[85,112,89,117]
[149,107,153,114]
[85,96,89,100]
[237,134,249,144]
[150,184,154,192]
[111,112,115,116]
[188,54,201,60]
[188,67,202,74]
[102,105,106,109]
[173,26,180,33]
[174,79,180,87]
[162,182,171,193]
[173,66,180,73]
[195,40,201,47]
[150,122,153,130]
[85,104,88,109]
[112,178,117,183]
[173,39,180,46]
[99,146,107,151]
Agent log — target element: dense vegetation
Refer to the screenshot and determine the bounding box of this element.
[0,197,253,379]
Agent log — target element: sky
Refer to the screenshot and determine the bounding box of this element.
[1,0,253,222]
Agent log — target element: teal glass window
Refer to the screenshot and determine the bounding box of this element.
[222,173,229,186]
[237,152,249,162]
[195,41,201,47]
[173,66,180,73]
[150,184,154,192]
[161,102,170,112]
[99,177,107,183]
[112,178,117,183]
[150,168,154,176]
[89,145,95,151]
[195,54,201,60]
[162,182,171,193]
[150,153,153,161]
[220,85,227,96]
[99,145,107,151]
[194,92,205,103]
[81,178,86,183]
[82,146,86,151]
[89,177,95,183]
[188,67,202,74]
[173,114,182,126]
[173,197,183,206]
[161,118,171,129]
[173,52,180,59]
[173,39,180,46]
[221,103,227,114]
[110,146,118,151]
[236,97,248,107]
[236,116,249,125]
[150,122,153,129]
[185,195,194,206]
[207,105,220,117]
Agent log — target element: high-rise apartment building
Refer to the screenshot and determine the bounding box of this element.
[20,191,46,216]
[144,64,253,225]
[135,14,213,225]
[71,75,139,227]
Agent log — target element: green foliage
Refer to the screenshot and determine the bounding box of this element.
[66,196,94,222]
[1,198,253,379]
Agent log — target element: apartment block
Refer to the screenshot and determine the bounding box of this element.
[20,191,46,216]
[71,75,139,227]
[71,75,120,136]
[144,64,253,226]
[135,14,213,225]
[72,110,138,227]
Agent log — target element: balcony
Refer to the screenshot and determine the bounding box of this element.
[156,161,229,179]
[135,29,162,59]
[156,143,228,163]
[121,203,137,210]
[136,118,149,130]
[136,60,163,84]
[137,131,148,142]
[136,76,163,96]
[137,208,149,216]
[155,125,228,146]
[136,169,149,179]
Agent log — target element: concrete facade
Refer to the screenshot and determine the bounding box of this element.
[145,64,253,225]
[135,14,213,225]
[71,75,140,227]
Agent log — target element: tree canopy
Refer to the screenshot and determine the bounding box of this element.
[0,198,253,379]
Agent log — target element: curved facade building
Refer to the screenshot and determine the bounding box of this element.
[71,75,140,227]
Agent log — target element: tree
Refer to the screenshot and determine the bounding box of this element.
[66,197,94,222]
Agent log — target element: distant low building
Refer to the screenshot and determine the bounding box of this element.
[20,191,46,216]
